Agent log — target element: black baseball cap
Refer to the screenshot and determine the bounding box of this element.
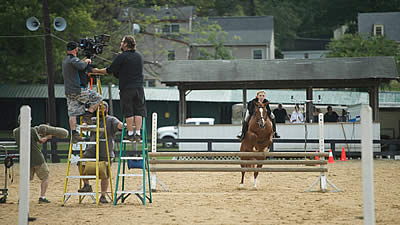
[66,41,78,50]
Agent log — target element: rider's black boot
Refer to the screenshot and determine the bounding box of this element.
[237,121,249,141]
[272,118,280,138]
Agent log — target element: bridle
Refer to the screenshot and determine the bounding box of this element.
[255,104,267,129]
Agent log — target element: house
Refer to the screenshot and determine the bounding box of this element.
[117,6,275,86]
[118,6,196,87]
[358,12,400,41]
[281,37,330,59]
[190,16,275,60]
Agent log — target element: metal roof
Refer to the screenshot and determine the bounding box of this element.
[1,85,400,108]
[160,57,399,89]
[358,12,400,41]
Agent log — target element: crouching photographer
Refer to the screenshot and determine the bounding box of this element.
[62,41,103,143]
[13,121,69,204]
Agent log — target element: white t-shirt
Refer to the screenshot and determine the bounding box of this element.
[290,110,304,123]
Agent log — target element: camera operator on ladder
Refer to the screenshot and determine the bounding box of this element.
[92,35,146,142]
[62,41,103,143]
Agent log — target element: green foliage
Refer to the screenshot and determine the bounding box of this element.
[327,34,399,58]
[260,1,305,48]
[0,0,130,84]
[189,21,234,60]
[2,0,400,85]
[327,34,400,90]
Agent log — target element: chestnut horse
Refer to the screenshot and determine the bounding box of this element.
[239,102,274,188]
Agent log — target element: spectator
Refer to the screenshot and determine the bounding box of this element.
[324,106,339,122]
[273,104,289,123]
[340,109,348,122]
[290,104,304,124]
[312,106,322,122]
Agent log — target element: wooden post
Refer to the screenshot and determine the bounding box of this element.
[368,86,379,122]
[178,87,186,125]
[18,106,31,225]
[306,87,313,122]
[108,84,114,116]
[361,105,375,225]
[242,88,247,119]
[43,0,59,163]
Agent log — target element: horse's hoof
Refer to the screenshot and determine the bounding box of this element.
[238,184,245,190]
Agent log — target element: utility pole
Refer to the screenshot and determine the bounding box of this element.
[42,0,59,162]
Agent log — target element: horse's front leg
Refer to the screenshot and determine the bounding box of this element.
[240,170,245,189]
[253,163,263,189]
[239,157,246,188]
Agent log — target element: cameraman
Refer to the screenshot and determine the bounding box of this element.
[62,41,103,143]
[92,35,146,142]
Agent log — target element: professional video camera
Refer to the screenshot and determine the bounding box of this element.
[79,34,110,58]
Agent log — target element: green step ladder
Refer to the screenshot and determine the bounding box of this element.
[113,117,152,205]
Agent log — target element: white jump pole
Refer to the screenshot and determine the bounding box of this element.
[19,106,31,225]
[360,105,375,225]
[318,113,327,192]
[150,112,168,191]
[151,112,157,189]
[151,112,157,153]
[307,113,340,192]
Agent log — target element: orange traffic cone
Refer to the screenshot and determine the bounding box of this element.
[340,147,347,161]
[315,151,320,160]
[328,149,335,164]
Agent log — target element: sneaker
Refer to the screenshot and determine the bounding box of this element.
[38,197,50,204]
[134,134,142,142]
[125,134,136,142]
[72,131,84,143]
[81,111,94,125]
[99,195,108,204]
[78,184,92,193]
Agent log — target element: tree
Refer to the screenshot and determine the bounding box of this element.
[189,20,234,60]
[115,6,234,80]
[297,0,400,38]
[0,0,133,84]
[327,34,400,90]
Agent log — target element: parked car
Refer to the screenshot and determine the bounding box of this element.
[157,118,215,148]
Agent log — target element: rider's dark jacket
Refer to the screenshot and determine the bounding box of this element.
[247,97,272,118]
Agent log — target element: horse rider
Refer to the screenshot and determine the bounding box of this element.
[237,90,280,141]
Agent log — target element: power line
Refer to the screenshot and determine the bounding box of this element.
[0,34,46,38]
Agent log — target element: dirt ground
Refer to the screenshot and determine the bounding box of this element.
[0,160,399,225]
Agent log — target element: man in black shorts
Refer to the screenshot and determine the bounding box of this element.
[92,35,146,142]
